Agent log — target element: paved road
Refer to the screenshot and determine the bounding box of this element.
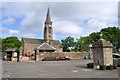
[2,60,119,78]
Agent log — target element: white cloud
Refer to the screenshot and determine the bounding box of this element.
[54,20,83,38]
[9,30,19,34]
[18,33,36,38]
[0,28,8,34]
[0,27,36,39]
[2,18,15,26]
[0,27,19,37]
[1,2,118,39]
[87,19,107,28]
[2,2,46,18]
[20,12,42,33]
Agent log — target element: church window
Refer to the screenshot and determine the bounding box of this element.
[49,27,52,33]
[49,30,51,33]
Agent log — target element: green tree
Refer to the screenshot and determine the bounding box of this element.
[61,27,120,53]
[61,36,74,52]
[74,36,92,52]
[89,32,100,42]
[100,27,120,52]
[2,36,21,51]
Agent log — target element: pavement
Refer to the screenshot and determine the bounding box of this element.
[2,60,119,78]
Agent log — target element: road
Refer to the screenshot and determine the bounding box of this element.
[2,60,119,78]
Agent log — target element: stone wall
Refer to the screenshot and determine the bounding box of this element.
[37,52,88,61]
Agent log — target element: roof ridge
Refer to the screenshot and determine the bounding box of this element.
[23,37,42,40]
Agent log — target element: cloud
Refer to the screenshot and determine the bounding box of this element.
[0,27,19,37]
[0,28,8,34]
[87,18,107,28]
[0,27,36,38]
[18,33,36,38]
[53,20,83,38]
[2,18,15,26]
[2,2,46,18]
[9,30,19,34]
[20,12,42,34]
[1,2,118,40]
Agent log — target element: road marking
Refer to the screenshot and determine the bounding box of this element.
[72,70,78,72]
[82,69,91,71]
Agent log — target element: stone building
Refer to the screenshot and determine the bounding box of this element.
[21,8,63,56]
[92,38,113,65]
[5,48,20,61]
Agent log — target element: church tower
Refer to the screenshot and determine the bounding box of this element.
[44,8,53,43]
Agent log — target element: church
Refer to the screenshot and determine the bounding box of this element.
[21,8,63,58]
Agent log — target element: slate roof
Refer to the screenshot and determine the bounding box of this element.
[49,40,61,45]
[22,37,61,45]
[6,48,19,52]
[22,38,44,44]
[37,42,56,50]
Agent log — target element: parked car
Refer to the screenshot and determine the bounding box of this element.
[57,56,70,60]
[113,53,120,59]
[41,57,56,61]
[113,53,120,66]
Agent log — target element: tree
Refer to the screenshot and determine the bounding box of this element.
[100,27,120,52]
[2,36,21,51]
[61,26,120,53]
[74,36,92,52]
[61,36,74,52]
[89,32,100,42]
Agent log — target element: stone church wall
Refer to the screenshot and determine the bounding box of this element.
[23,43,40,55]
[53,45,63,53]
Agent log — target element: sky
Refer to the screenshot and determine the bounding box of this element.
[0,1,118,40]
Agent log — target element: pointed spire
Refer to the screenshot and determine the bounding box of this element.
[45,7,51,22]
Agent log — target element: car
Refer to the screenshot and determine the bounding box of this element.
[57,56,70,60]
[113,53,120,66]
[41,57,56,61]
[113,53,120,59]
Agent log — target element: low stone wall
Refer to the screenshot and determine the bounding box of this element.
[62,52,88,60]
[37,52,88,61]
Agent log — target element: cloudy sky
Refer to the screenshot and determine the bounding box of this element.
[1,1,118,40]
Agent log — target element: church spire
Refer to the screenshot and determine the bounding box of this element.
[45,7,51,22]
[44,7,53,42]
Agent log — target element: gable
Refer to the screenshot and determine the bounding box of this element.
[37,42,56,50]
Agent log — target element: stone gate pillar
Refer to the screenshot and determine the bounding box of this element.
[92,38,113,66]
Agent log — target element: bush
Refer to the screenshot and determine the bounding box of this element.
[87,62,94,68]
[99,65,106,70]
[106,64,113,70]
[113,65,117,69]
